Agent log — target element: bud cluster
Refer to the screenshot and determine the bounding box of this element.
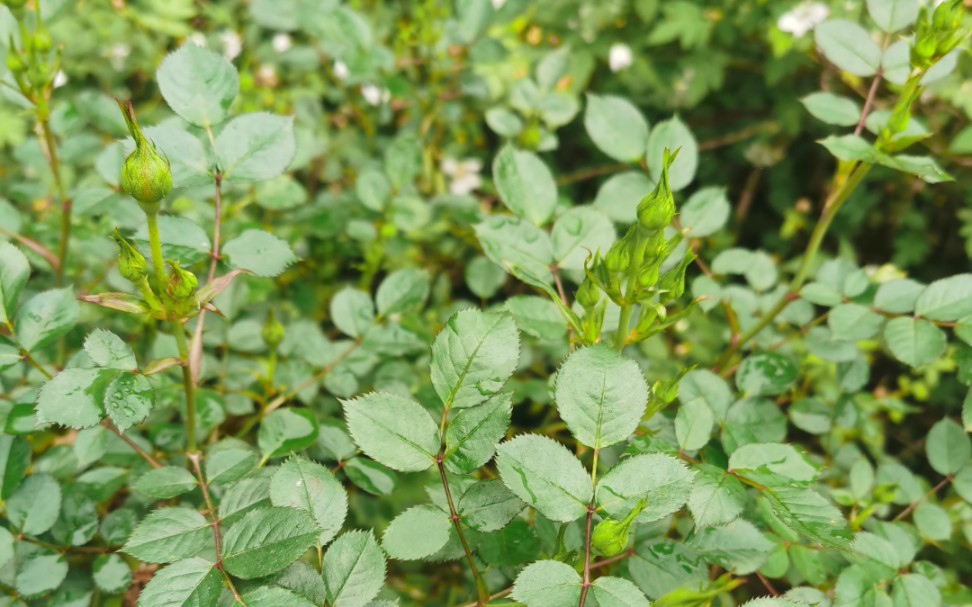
[912,0,968,71]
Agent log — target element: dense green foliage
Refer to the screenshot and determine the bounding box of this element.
[1,0,972,606]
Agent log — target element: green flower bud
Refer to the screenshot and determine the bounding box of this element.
[6,51,24,74]
[262,309,286,349]
[30,27,53,53]
[658,252,694,302]
[117,99,172,213]
[591,499,648,557]
[165,260,198,302]
[27,63,48,88]
[575,278,601,309]
[637,148,679,230]
[112,227,148,283]
[604,244,630,273]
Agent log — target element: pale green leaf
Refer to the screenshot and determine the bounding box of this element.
[493,145,557,225]
[688,464,746,528]
[511,560,581,607]
[915,274,972,321]
[93,553,132,594]
[323,531,386,607]
[681,187,731,237]
[444,392,512,474]
[584,94,650,162]
[431,309,519,410]
[555,344,648,449]
[157,43,239,127]
[330,287,375,338]
[222,229,297,277]
[883,317,947,367]
[376,269,430,316]
[0,241,29,323]
[382,505,451,560]
[36,368,112,429]
[342,392,439,472]
[926,418,971,476]
[216,113,296,182]
[135,557,222,607]
[596,453,694,522]
[133,466,197,499]
[867,0,919,32]
[801,92,861,127]
[84,329,137,370]
[222,507,321,579]
[6,474,61,535]
[475,215,555,288]
[814,20,882,76]
[551,207,616,272]
[15,288,79,352]
[496,434,592,522]
[647,116,698,191]
[269,457,348,545]
[123,507,213,564]
[591,576,651,607]
[457,479,525,532]
[676,399,714,451]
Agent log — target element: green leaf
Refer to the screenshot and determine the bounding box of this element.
[593,171,655,224]
[819,134,880,163]
[814,20,882,76]
[15,288,79,352]
[828,303,885,340]
[679,369,733,421]
[0,527,13,571]
[729,443,818,484]
[431,309,519,410]
[475,215,555,288]
[241,586,318,607]
[356,168,392,212]
[342,392,439,472]
[596,453,694,522]
[258,408,319,459]
[0,242,29,324]
[914,274,972,321]
[681,187,731,237]
[216,113,296,182]
[801,92,861,127]
[465,256,507,299]
[6,474,61,535]
[93,553,132,594]
[123,507,213,563]
[926,418,971,475]
[555,344,648,449]
[551,207,616,272]
[133,466,197,499]
[384,136,422,189]
[0,435,30,499]
[376,269,430,316]
[763,486,852,548]
[105,373,155,432]
[647,116,698,191]
[84,329,137,370]
[913,502,951,541]
[0,343,19,371]
[222,229,297,277]
[458,479,525,531]
[690,519,773,574]
[676,399,714,451]
[584,94,650,163]
[493,145,558,225]
[881,155,953,183]
[13,546,68,598]
[382,505,451,560]
[512,559,582,607]
[136,558,222,607]
[142,119,214,188]
[687,464,746,528]
[591,576,651,607]
[505,296,567,341]
[445,392,512,474]
[269,457,347,545]
[330,287,375,338]
[496,434,592,522]
[867,0,919,32]
[892,573,941,607]
[883,317,947,367]
[486,107,524,137]
[205,446,258,485]
[874,279,924,313]
[322,531,386,607]
[222,506,321,579]
[36,368,113,429]
[345,457,396,496]
[157,43,240,127]
[736,352,797,396]
[723,397,788,453]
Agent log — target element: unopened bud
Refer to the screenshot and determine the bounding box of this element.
[262,309,285,349]
[117,99,172,213]
[575,279,601,309]
[112,227,148,283]
[30,27,53,53]
[591,498,647,557]
[166,260,198,301]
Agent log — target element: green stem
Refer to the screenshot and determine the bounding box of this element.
[714,162,872,370]
[172,321,198,454]
[614,305,634,351]
[145,212,167,290]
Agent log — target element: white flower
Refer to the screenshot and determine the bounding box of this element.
[272,33,292,53]
[221,30,242,60]
[441,158,483,196]
[333,60,350,80]
[108,43,130,71]
[361,84,389,106]
[609,43,633,73]
[778,2,829,37]
[491,0,507,8]
[256,64,278,87]
[188,32,207,48]
[53,70,67,88]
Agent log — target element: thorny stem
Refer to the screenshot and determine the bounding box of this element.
[102,419,162,468]
[436,394,489,605]
[893,475,953,522]
[38,118,70,287]
[189,453,246,605]
[578,448,600,607]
